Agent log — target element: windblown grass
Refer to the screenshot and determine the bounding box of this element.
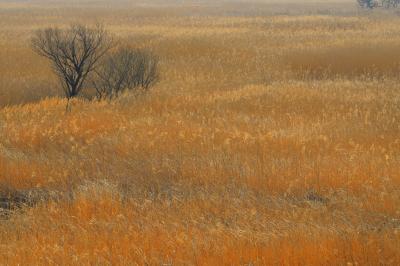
[0,1,399,264]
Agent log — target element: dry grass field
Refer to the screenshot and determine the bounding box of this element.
[0,0,400,264]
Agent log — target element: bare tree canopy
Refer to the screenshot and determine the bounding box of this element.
[92,48,159,99]
[357,0,400,8]
[31,24,113,99]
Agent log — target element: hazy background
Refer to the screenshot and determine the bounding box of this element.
[0,0,359,16]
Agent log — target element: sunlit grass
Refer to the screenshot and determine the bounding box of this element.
[0,1,399,264]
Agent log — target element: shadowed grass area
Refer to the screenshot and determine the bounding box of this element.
[284,43,400,79]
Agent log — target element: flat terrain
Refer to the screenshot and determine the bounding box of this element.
[0,0,399,264]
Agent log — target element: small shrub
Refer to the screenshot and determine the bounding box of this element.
[92,48,159,99]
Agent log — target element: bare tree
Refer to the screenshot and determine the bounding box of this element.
[129,49,159,90]
[92,48,159,99]
[357,0,400,8]
[31,24,113,99]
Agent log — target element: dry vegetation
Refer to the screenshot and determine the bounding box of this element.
[0,0,399,264]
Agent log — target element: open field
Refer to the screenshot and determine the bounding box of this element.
[0,0,400,264]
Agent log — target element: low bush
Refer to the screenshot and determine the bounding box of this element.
[91,48,159,99]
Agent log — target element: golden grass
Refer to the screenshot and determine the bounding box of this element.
[0,1,399,265]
